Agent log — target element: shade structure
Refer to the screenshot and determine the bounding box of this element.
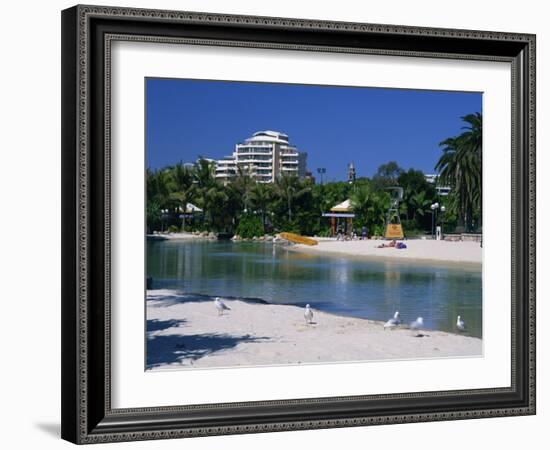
[324,199,354,236]
[330,199,353,212]
[185,202,203,213]
[322,213,355,218]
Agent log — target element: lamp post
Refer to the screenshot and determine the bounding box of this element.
[430,203,438,239]
[317,167,326,185]
[161,208,169,232]
[430,203,446,239]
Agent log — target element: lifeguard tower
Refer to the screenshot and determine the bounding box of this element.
[384,187,404,239]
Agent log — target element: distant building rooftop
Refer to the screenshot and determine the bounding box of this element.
[244,130,290,144]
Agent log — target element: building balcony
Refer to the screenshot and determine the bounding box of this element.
[236,152,273,157]
[236,148,273,154]
[216,166,236,170]
[236,159,273,164]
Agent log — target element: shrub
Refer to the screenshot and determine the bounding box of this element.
[371,224,385,237]
[236,215,264,239]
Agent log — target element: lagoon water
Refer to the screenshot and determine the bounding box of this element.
[147,240,482,338]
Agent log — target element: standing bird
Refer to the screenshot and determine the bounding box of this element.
[214,297,231,316]
[410,317,424,336]
[304,304,314,325]
[456,315,466,331]
[384,311,401,329]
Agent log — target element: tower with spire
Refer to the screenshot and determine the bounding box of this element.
[348,162,356,183]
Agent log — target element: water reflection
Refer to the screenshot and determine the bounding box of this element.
[147,240,482,338]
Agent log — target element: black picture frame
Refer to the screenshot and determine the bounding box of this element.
[61,4,536,444]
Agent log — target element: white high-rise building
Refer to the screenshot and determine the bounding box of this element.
[425,173,451,196]
[215,131,307,184]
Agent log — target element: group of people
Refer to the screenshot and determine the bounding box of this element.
[334,226,408,250]
[376,239,407,249]
[336,225,369,241]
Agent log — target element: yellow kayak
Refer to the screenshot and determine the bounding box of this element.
[280,232,318,246]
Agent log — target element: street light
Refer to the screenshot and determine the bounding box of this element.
[430,202,440,239]
[439,205,446,239]
[161,208,169,232]
[430,203,446,239]
[317,167,326,185]
[430,203,437,239]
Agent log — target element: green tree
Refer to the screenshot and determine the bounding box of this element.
[350,181,374,227]
[168,162,195,231]
[232,164,255,214]
[250,182,274,232]
[274,174,311,223]
[193,158,218,226]
[372,190,392,225]
[409,191,431,223]
[371,161,403,190]
[435,112,482,231]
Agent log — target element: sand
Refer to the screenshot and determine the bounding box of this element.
[146,290,482,370]
[291,238,482,265]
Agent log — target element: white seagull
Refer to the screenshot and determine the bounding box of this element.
[304,304,314,324]
[456,315,466,331]
[384,311,401,329]
[410,317,424,335]
[214,297,231,316]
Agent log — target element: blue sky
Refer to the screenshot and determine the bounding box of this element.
[146,78,481,182]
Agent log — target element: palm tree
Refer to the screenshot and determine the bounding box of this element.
[457,112,482,230]
[274,174,310,223]
[350,182,374,226]
[372,191,392,228]
[147,168,172,208]
[250,182,273,232]
[409,191,431,222]
[435,112,482,231]
[233,164,255,214]
[435,137,467,229]
[193,158,217,189]
[203,185,230,231]
[193,158,218,227]
[169,162,195,231]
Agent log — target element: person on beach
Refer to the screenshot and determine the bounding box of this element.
[377,239,397,248]
[361,225,368,240]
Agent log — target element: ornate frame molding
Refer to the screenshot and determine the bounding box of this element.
[61,5,536,444]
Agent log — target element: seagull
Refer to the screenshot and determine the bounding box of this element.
[410,317,424,335]
[304,304,314,324]
[456,315,466,331]
[214,297,230,316]
[384,311,401,329]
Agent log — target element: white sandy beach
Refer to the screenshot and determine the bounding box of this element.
[147,290,482,370]
[291,239,482,265]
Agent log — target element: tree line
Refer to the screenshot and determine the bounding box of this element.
[147,113,482,237]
